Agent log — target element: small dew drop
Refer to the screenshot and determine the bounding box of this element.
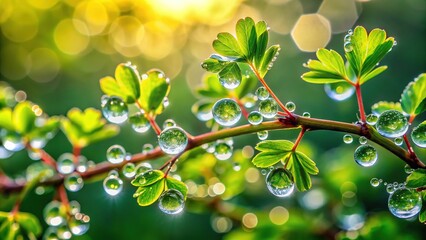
[158,127,188,154]
[266,168,294,197]
[57,153,75,175]
[285,102,296,112]
[106,145,126,164]
[257,130,268,140]
[302,112,311,118]
[122,163,136,178]
[404,164,413,174]
[255,87,269,100]
[103,175,123,196]
[158,189,185,215]
[343,134,353,144]
[370,178,380,187]
[394,137,404,146]
[212,98,242,126]
[248,111,263,125]
[324,82,355,101]
[102,96,128,124]
[344,42,353,52]
[163,119,176,129]
[214,142,233,161]
[366,114,378,125]
[64,173,84,192]
[358,136,368,145]
[259,98,278,119]
[142,143,154,153]
[129,113,150,133]
[354,144,377,167]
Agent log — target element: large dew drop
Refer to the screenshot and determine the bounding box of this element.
[122,162,136,178]
[255,87,269,100]
[324,82,354,101]
[129,113,150,133]
[64,173,84,192]
[69,213,90,236]
[388,188,422,219]
[212,98,241,126]
[106,145,126,164]
[259,98,278,119]
[411,122,426,147]
[248,111,263,125]
[1,131,24,152]
[43,201,66,226]
[102,96,128,124]
[57,153,75,175]
[354,144,377,167]
[158,127,188,154]
[376,110,408,138]
[219,72,241,89]
[159,189,185,215]
[266,168,294,197]
[103,175,123,196]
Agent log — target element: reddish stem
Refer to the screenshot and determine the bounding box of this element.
[292,127,307,151]
[148,115,162,135]
[73,146,81,165]
[39,149,57,169]
[58,184,70,209]
[11,199,21,215]
[355,83,366,123]
[233,96,249,119]
[249,63,294,118]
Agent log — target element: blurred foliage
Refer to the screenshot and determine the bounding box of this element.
[0,0,426,239]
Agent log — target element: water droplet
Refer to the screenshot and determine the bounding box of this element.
[69,201,80,215]
[358,136,367,145]
[266,168,294,197]
[212,98,241,126]
[129,113,150,133]
[135,162,153,175]
[158,127,188,154]
[122,163,136,178]
[344,34,351,43]
[343,134,353,144]
[259,98,278,119]
[69,213,90,236]
[366,114,378,125]
[102,96,128,124]
[142,143,154,153]
[257,130,268,140]
[255,87,269,100]
[285,102,296,112]
[393,40,397,46]
[43,201,66,226]
[404,164,413,174]
[158,189,185,214]
[376,110,408,138]
[56,224,72,239]
[219,72,241,90]
[370,178,380,187]
[347,29,353,35]
[43,227,60,240]
[108,169,119,177]
[57,153,75,175]
[248,111,263,125]
[302,112,311,118]
[324,82,355,101]
[411,122,426,147]
[76,156,88,173]
[29,137,47,149]
[233,162,241,171]
[163,97,170,108]
[394,137,404,146]
[106,145,126,164]
[214,142,233,160]
[202,142,216,153]
[386,184,395,194]
[354,144,377,167]
[241,93,257,108]
[191,101,213,121]
[163,119,176,129]
[344,42,353,52]
[388,188,422,219]
[261,169,268,175]
[1,130,24,152]
[103,175,123,196]
[64,173,84,192]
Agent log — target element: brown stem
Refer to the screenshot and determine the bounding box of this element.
[73,146,81,165]
[291,127,307,151]
[232,96,249,119]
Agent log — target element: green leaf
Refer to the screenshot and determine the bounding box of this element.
[252,140,294,168]
[359,66,387,84]
[138,69,170,115]
[0,219,18,240]
[196,74,228,99]
[12,101,36,135]
[302,49,349,84]
[213,32,243,58]
[99,76,128,101]
[115,63,141,102]
[131,170,165,187]
[218,62,242,87]
[254,21,268,67]
[61,108,119,148]
[201,55,228,73]
[258,45,280,78]
[236,17,256,59]
[27,116,60,140]
[135,179,165,206]
[166,177,188,199]
[0,108,13,131]
[288,151,319,191]
[400,73,426,116]
[345,26,393,82]
[14,212,41,236]
[405,169,426,188]
[371,101,404,115]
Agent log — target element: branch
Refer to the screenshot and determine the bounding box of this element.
[1,115,424,194]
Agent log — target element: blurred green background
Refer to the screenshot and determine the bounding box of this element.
[1,0,425,239]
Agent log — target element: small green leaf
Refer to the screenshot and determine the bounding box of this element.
[0,219,18,240]
[99,76,128,101]
[254,21,268,66]
[131,170,165,187]
[288,151,318,191]
[213,32,243,58]
[115,63,141,102]
[138,69,170,115]
[252,140,294,168]
[166,177,188,199]
[27,116,59,140]
[236,17,256,59]
[201,55,228,73]
[405,169,426,188]
[258,45,280,77]
[12,101,36,135]
[218,62,242,86]
[14,212,41,236]
[371,101,404,115]
[419,204,426,223]
[359,66,387,84]
[400,73,426,116]
[0,108,13,131]
[196,74,228,99]
[135,179,165,206]
[301,49,349,84]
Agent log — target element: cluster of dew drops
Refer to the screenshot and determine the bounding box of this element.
[341,108,425,219]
